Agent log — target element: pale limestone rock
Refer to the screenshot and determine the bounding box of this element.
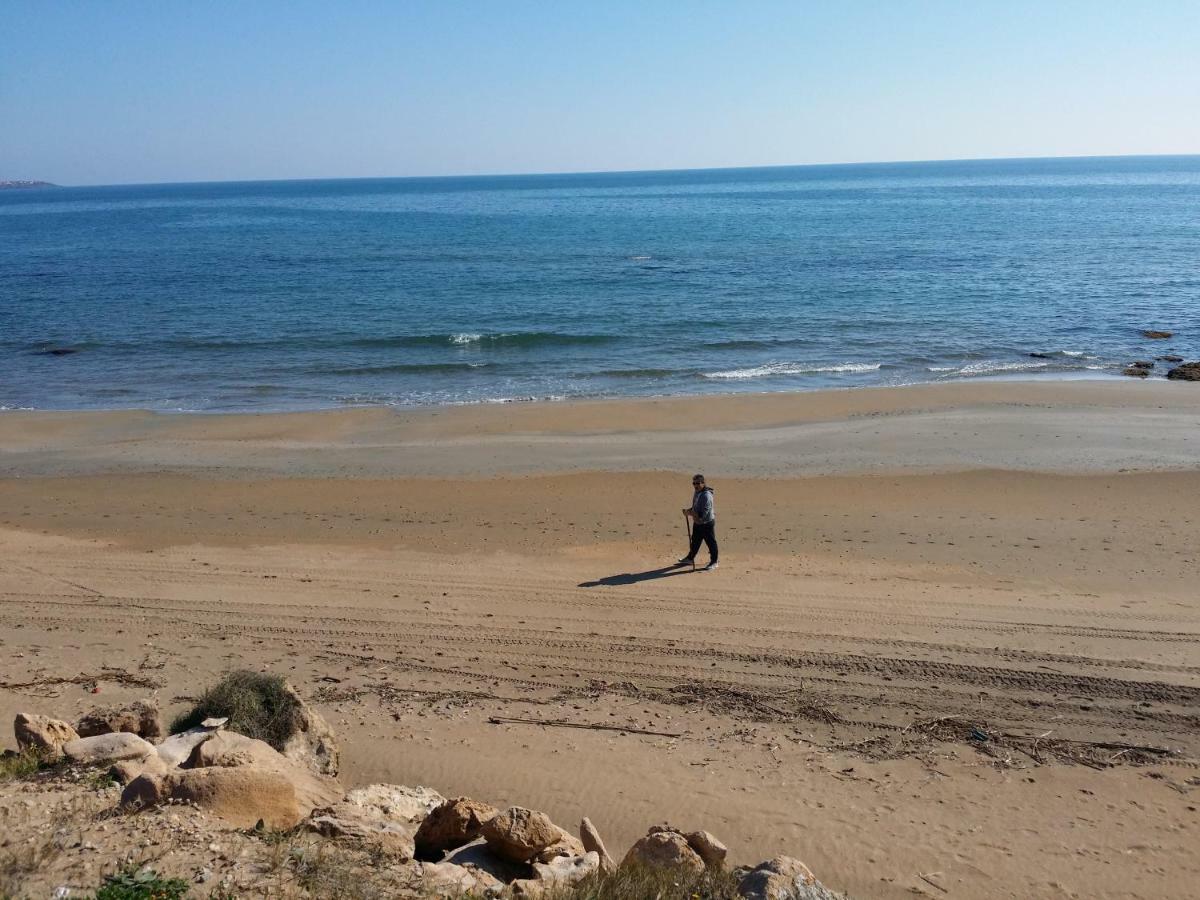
[580,817,616,874]
[62,732,155,765]
[532,851,600,887]
[13,713,79,760]
[622,829,704,873]
[109,752,169,785]
[281,681,339,776]
[165,767,301,829]
[309,784,444,858]
[738,856,844,900]
[420,860,502,896]
[480,806,561,863]
[186,731,341,815]
[155,719,226,767]
[685,829,728,869]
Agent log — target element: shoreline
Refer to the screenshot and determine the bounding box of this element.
[3,379,1199,479]
[0,369,1170,417]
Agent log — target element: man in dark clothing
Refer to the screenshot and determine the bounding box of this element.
[679,474,718,571]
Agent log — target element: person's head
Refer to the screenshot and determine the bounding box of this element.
[692,474,706,490]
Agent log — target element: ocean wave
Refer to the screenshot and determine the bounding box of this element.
[350,332,619,349]
[592,367,680,379]
[704,362,882,379]
[324,362,493,376]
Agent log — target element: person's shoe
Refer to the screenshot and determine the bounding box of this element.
[677,556,695,565]
[702,561,719,571]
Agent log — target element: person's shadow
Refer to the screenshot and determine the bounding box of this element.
[578,563,695,587]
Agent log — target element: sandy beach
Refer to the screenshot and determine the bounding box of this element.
[2,381,1199,899]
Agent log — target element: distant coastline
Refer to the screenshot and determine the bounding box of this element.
[0,180,56,190]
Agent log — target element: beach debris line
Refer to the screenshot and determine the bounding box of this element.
[487,714,685,738]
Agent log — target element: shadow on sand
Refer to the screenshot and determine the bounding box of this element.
[578,563,695,587]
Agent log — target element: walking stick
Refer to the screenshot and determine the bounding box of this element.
[684,513,695,570]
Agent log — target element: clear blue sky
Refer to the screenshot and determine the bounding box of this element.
[4,0,1198,185]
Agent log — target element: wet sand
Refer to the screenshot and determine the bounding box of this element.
[2,381,1198,898]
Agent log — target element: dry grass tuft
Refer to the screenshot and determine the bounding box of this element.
[171,670,302,751]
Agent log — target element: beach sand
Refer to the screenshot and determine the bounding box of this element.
[2,381,1198,898]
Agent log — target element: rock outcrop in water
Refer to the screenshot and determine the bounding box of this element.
[1166,362,1200,381]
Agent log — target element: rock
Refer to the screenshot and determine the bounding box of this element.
[684,830,728,869]
[62,732,155,766]
[155,718,227,767]
[1157,355,1184,363]
[280,681,339,776]
[533,829,584,864]
[443,837,529,883]
[738,856,844,900]
[1141,330,1173,339]
[533,851,599,886]
[579,817,616,874]
[1121,367,1150,378]
[622,829,705,873]
[310,784,444,858]
[1166,362,1200,381]
[420,860,502,896]
[14,713,79,760]
[76,699,164,741]
[1028,352,1054,359]
[415,797,499,858]
[186,731,341,815]
[121,772,169,811]
[1130,360,1154,368]
[164,767,302,829]
[109,753,169,785]
[481,806,563,863]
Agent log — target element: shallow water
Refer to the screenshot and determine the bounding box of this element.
[2,156,1197,410]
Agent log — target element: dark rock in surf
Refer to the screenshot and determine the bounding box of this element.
[1141,330,1173,339]
[35,347,78,356]
[1121,367,1150,378]
[1166,362,1200,381]
[1129,361,1154,369]
[1157,355,1183,363]
[1028,352,1054,359]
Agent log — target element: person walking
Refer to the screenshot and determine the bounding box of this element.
[679,474,718,571]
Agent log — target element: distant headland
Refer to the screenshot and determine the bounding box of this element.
[0,180,57,190]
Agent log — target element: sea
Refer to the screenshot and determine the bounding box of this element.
[2,155,1197,412]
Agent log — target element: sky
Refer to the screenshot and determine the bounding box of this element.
[3,1,1198,185]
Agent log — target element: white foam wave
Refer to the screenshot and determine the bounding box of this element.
[449,333,482,345]
[958,360,1053,375]
[704,362,881,380]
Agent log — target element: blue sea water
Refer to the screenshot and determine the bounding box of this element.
[1,156,1198,412]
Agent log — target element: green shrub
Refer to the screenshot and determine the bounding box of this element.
[93,866,189,900]
[170,670,301,751]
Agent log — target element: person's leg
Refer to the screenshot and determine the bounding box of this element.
[686,525,703,560]
[702,522,718,563]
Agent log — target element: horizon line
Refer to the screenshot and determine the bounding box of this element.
[15,151,1200,190]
